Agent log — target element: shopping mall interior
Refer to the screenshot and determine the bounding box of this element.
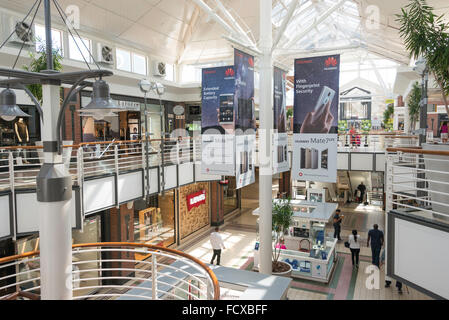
[0,0,448,305]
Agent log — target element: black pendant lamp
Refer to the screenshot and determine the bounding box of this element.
[0,88,31,121]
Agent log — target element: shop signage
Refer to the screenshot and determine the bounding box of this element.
[187,190,207,211]
[173,105,185,115]
[113,100,141,111]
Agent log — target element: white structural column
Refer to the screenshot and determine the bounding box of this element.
[258,0,274,275]
[404,103,411,133]
[38,83,73,300]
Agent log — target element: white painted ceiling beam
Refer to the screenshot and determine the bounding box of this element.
[281,0,348,50]
[177,7,201,64]
[272,0,301,52]
[211,0,256,48]
[190,0,241,42]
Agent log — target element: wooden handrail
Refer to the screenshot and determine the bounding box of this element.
[0,137,193,151]
[383,135,419,139]
[0,242,220,300]
[386,147,449,156]
[3,291,40,300]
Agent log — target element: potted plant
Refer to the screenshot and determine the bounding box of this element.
[271,198,294,277]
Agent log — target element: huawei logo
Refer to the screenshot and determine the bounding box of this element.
[325,57,338,67]
[248,57,254,67]
[225,68,235,77]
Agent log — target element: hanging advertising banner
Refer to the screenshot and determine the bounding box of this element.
[201,66,236,175]
[273,67,289,174]
[234,49,256,189]
[291,55,340,183]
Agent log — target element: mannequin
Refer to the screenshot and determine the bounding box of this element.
[14,118,29,163]
[14,118,29,144]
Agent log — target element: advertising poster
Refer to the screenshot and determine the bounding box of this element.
[201,66,236,175]
[292,55,340,183]
[234,49,256,189]
[273,67,289,174]
[235,134,256,189]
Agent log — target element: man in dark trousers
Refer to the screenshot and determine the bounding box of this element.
[367,224,384,268]
[357,182,367,204]
[210,227,226,265]
[333,209,344,241]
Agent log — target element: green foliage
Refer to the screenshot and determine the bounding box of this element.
[286,108,293,119]
[383,104,394,124]
[397,0,449,112]
[384,118,394,132]
[338,120,348,133]
[408,82,422,130]
[272,198,293,264]
[22,45,63,104]
[361,120,372,133]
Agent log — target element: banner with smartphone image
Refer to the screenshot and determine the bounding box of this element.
[234,49,256,189]
[292,55,340,183]
[273,67,289,174]
[201,66,236,175]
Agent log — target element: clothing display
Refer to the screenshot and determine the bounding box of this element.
[15,119,29,142]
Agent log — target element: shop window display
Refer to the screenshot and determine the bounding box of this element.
[223,177,238,215]
[133,191,176,259]
[14,215,101,297]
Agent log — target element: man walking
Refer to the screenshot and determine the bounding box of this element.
[357,182,367,204]
[333,209,343,241]
[367,224,384,268]
[210,227,226,265]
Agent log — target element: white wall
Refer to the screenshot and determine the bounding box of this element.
[394,218,449,299]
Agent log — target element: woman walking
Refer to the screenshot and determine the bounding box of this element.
[349,229,361,268]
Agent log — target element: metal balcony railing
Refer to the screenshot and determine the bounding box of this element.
[386,147,449,225]
[0,137,196,192]
[0,242,220,300]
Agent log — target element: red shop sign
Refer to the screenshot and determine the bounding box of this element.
[187,190,207,211]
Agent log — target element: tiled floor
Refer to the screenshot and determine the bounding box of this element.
[184,184,432,300]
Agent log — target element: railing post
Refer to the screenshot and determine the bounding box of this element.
[385,155,393,214]
[152,254,157,300]
[114,144,119,208]
[206,279,213,300]
[385,153,394,278]
[176,141,180,165]
[77,147,84,219]
[192,138,197,163]
[8,152,16,241]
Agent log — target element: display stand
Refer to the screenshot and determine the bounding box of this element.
[253,200,338,283]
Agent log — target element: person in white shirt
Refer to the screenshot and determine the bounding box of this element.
[348,229,361,268]
[210,227,226,265]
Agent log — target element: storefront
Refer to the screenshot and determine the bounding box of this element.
[133,191,176,259]
[223,177,239,215]
[80,92,162,142]
[0,104,41,147]
[178,182,210,241]
[13,214,102,298]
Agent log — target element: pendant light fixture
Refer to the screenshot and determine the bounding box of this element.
[78,79,127,117]
[0,88,31,121]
